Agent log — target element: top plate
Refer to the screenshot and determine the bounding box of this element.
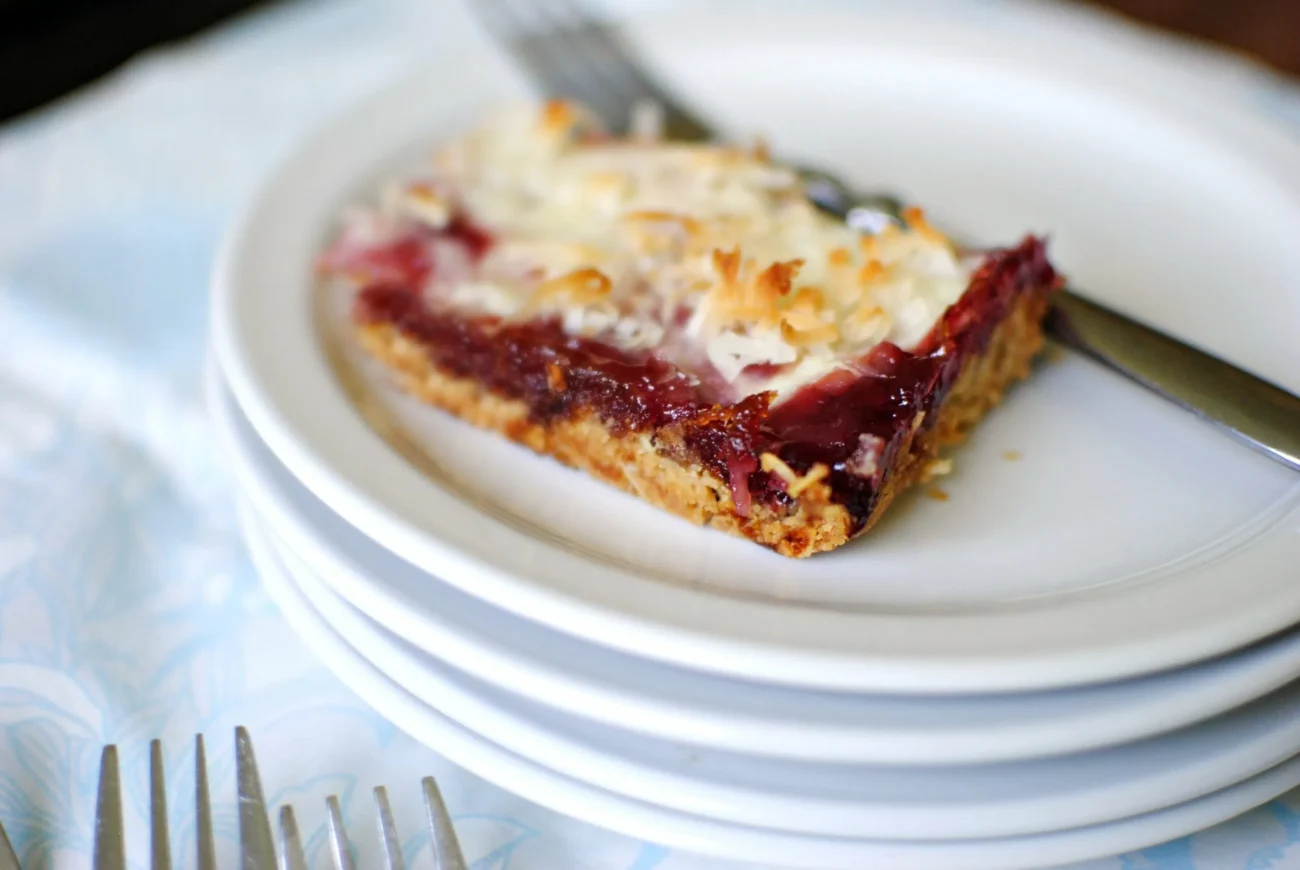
[212,1,1300,692]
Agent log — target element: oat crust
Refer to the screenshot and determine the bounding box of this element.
[356,291,1049,558]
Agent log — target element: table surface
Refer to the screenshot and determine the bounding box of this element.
[1,0,1299,866]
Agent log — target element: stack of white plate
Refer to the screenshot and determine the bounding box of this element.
[209,3,1300,868]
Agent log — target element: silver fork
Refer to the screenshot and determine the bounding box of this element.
[473,0,1300,472]
[93,738,210,870]
[91,727,467,870]
[0,810,18,869]
[280,780,468,870]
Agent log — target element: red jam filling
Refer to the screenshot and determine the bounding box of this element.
[345,218,1056,528]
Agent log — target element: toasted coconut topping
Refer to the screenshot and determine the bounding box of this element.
[545,361,568,393]
[697,250,804,330]
[623,209,703,231]
[530,267,613,308]
[922,457,955,482]
[328,100,976,401]
[394,181,451,229]
[761,453,831,497]
[538,98,594,139]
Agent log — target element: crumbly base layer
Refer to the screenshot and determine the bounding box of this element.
[356,290,1049,558]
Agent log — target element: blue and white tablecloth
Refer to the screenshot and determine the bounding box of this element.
[1,0,1298,866]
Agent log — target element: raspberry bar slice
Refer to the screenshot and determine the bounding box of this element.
[320,101,1060,558]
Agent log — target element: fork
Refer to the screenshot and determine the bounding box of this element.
[90,727,467,870]
[0,813,17,870]
[473,0,1300,473]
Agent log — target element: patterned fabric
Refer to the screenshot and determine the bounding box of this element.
[0,0,1297,866]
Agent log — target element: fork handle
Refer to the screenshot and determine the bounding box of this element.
[1046,289,1300,472]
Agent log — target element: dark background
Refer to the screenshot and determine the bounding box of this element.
[1,0,1297,124]
[0,0,278,121]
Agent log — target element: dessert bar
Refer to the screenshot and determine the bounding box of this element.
[320,101,1060,557]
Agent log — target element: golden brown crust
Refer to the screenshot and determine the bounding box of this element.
[356,290,1049,558]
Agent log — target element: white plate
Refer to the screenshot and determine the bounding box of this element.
[208,358,1300,766]
[212,0,1300,693]
[263,513,1300,841]
[264,513,1300,840]
[241,503,1300,870]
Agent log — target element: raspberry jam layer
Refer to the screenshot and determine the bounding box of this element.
[350,228,1056,528]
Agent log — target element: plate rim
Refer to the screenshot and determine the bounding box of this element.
[212,1,1300,693]
[208,355,1300,766]
[242,499,1300,870]
[259,509,1300,841]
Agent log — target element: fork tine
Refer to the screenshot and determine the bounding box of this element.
[474,0,712,139]
[93,746,126,870]
[195,735,218,870]
[531,0,678,109]
[277,806,308,870]
[235,727,277,870]
[325,796,357,870]
[477,0,618,122]
[150,740,171,870]
[373,787,406,870]
[422,777,468,870]
[525,1,654,129]
[0,819,21,870]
